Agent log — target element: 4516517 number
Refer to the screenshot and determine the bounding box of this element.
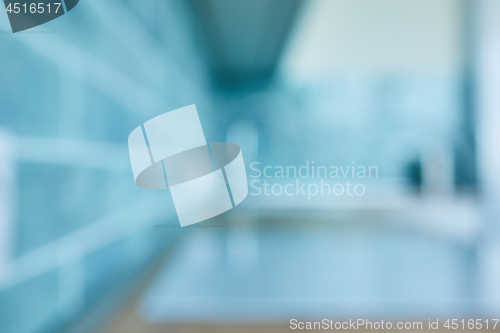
[5,3,62,14]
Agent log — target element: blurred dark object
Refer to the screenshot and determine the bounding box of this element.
[407,160,422,192]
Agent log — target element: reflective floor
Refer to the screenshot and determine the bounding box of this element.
[97,205,479,333]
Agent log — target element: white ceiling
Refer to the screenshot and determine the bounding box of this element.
[280,0,466,80]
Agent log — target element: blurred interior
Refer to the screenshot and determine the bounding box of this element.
[1,0,500,332]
